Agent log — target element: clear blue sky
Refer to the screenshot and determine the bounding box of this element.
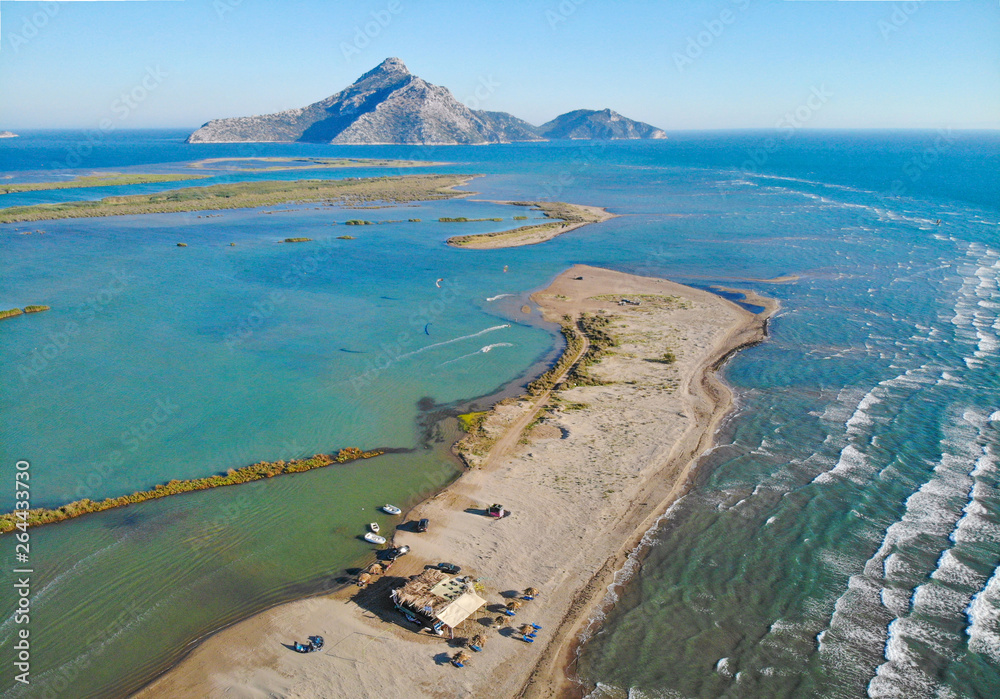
[1,0,998,130]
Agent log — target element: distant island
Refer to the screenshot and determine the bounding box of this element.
[188,57,666,145]
[0,131,18,139]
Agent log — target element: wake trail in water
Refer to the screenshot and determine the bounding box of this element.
[486,293,514,302]
[396,324,511,360]
[439,342,514,366]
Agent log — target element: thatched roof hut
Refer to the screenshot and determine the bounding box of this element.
[390,569,486,630]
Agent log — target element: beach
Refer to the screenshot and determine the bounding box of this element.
[132,264,776,699]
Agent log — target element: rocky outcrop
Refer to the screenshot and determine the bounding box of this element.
[188,59,666,145]
[189,58,541,145]
[538,109,666,140]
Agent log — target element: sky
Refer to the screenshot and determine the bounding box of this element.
[0,0,998,131]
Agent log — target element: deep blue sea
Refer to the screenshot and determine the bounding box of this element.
[1,130,998,698]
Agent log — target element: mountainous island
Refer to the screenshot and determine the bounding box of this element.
[0,131,18,138]
[188,58,665,145]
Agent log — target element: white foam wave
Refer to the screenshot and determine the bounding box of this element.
[486,293,514,302]
[967,566,1000,663]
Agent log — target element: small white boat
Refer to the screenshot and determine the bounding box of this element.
[369,522,380,534]
[381,504,402,515]
[364,532,386,545]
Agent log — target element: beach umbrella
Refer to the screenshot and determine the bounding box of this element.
[357,573,371,587]
[505,600,522,615]
[470,634,487,651]
[519,624,535,636]
[370,563,383,575]
[493,615,507,628]
[523,587,539,599]
[452,650,470,667]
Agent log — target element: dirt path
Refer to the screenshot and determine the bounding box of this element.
[484,323,590,469]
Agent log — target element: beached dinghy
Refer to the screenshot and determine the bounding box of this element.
[364,532,386,545]
[369,522,380,534]
[381,504,402,515]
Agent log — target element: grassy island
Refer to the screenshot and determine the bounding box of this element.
[1,305,51,320]
[0,173,209,194]
[0,174,474,224]
[283,237,312,243]
[0,447,384,534]
[446,201,614,249]
[186,156,443,172]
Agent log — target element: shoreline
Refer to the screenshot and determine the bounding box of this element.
[133,265,777,699]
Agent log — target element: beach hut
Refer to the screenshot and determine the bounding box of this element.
[390,569,486,635]
[522,587,539,600]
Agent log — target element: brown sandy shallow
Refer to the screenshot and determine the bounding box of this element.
[133,265,777,699]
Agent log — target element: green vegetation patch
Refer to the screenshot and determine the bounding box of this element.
[0,308,24,321]
[0,174,473,224]
[457,411,489,433]
[0,447,384,535]
[0,173,209,194]
[283,237,312,243]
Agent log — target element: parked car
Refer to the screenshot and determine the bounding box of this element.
[437,562,461,574]
[416,518,429,532]
[386,545,410,560]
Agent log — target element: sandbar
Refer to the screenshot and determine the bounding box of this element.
[133,265,776,699]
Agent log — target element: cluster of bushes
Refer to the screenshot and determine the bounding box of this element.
[0,447,384,534]
[564,313,617,387]
[345,219,374,225]
[0,305,51,321]
[527,316,585,396]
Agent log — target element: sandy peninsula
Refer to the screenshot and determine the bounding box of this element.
[446,201,615,249]
[134,265,776,699]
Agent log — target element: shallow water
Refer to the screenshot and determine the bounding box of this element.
[1,131,998,697]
